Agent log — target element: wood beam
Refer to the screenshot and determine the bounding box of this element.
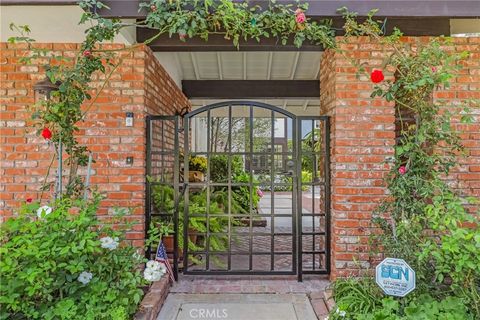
[2,1,478,19]
[137,29,325,51]
[137,17,450,51]
[182,80,320,99]
[90,1,480,19]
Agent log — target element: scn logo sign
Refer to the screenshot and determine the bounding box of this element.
[381,265,410,281]
[375,258,415,297]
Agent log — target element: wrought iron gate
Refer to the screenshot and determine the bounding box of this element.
[146,101,330,280]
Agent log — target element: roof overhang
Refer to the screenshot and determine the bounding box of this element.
[2,0,479,18]
[2,0,478,51]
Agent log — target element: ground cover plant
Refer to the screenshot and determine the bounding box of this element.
[328,9,480,320]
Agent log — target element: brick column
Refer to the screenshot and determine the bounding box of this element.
[320,36,480,279]
[435,37,480,202]
[320,38,396,279]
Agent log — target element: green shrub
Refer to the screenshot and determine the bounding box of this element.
[330,279,474,320]
[419,193,480,313]
[210,155,244,183]
[331,277,383,316]
[232,172,261,212]
[0,196,145,320]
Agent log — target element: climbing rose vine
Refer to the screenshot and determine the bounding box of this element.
[339,10,480,315]
[140,0,336,48]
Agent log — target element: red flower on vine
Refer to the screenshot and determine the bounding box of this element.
[370,69,384,83]
[26,198,33,203]
[83,50,92,57]
[398,166,407,175]
[41,127,52,140]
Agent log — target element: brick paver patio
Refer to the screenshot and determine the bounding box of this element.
[171,275,329,294]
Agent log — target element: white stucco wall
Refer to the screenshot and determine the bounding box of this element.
[450,19,480,36]
[0,5,184,87]
[0,5,136,44]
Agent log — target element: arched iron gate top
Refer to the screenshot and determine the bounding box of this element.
[184,100,297,119]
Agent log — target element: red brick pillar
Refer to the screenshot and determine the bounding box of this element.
[320,37,396,279]
[435,37,480,201]
[0,43,189,248]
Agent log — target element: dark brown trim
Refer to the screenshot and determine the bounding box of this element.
[138,29,324,51]
[138,17,450,52]
[2,0,478,19]
[0,0,76,4]
[182,80,321,99]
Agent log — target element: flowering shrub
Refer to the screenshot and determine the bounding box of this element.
[0,195,147,320]
[188,155,208,173]
[143,260,166,282]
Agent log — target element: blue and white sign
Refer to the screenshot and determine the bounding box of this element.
[375,258,415,297]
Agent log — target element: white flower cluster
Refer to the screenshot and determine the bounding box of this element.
[36,205,52,218]
[100,236,119,250]
[143,260,166,282]
[335,308,346,317]
[77,271,93,285]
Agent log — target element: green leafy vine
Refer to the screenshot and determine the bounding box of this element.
[140,0,335,48]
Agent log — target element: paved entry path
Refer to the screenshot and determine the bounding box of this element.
[158,276,330,320]
[158,294,317,320]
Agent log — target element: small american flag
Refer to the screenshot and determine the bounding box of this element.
[155,239,175,282]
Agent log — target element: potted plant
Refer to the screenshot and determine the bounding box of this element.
[188,155,207,182]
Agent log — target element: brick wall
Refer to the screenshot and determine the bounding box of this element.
[1,37,478,278]
[434,37,480,200]
[0,43,189,247]
[321,36,480,279]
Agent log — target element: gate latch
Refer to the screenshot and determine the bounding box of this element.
[282,160,295,176]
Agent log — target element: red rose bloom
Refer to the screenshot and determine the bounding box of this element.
[26,198,33,203]
[41,127,52,140]
[370,69,384,83]
[83,50,91,57]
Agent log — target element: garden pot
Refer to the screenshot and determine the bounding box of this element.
[188,171,205,182]
[162,235,183,261]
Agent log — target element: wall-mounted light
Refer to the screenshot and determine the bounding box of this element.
[175,105,190,131]
[33,74,60,101]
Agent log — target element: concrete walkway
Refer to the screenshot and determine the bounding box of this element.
[157,276,331,320]
[158,293,318,320]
